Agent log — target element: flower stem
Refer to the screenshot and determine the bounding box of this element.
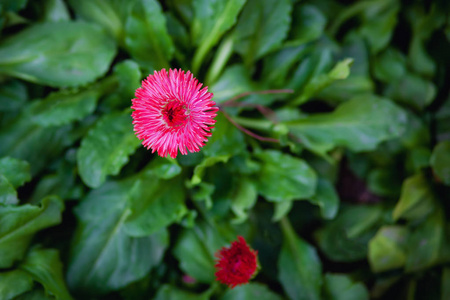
[221,111,279,143]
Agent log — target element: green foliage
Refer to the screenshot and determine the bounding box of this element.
[0,0,449,298]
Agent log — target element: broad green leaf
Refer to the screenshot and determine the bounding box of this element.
[173,222,231,283]
[27,78,115,127]
[191,0,247,72]
[308,178,339,220]
[144,157,182,180]
[287,96,408,155]
[289,4,327,45]
[191,156,229,185]
[0,157,30,188]
[0,174,18,205]
[14,289,54,300]
[124,175,187,237]
[20,248,73,300]
[254,150,317,202]
[41,0,70,22]
[1,0,28,12]
[430,141,450,185]
[125,0,174,70]
[0,269,33,300]
[209,65,255,103]
[221,283,283,300]
[315,205,382,262]
[323,273,369,300]
[278,218,322,300]
[154,285,210,300]
[202,112,246,157]
[0,196,64,268]
[373,48,406,83]
[0,22,116,87]
[0,79,27,111]
[77,111,141,188]
[0,117,73,175]
[405,209,445,272]
[67,178,168,294]
[233,0,292,66]
[291,58,353,105]
[368,226,408,273]
[393,173,435,221]
[113,60,141,99]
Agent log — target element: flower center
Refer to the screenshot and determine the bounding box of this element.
[162,100,189,127]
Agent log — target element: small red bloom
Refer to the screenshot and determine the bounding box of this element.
[215,236,259,288]
[131,69,218,158]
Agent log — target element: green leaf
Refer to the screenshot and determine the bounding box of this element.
[0,22,116,87]
[373,48,406,83]
[113,60,141,99]
[20,248,73,300]
[233,0,292,66]
[191,0,247,72]
[124,175,187,237]
[173,222,231,283]
[209,65,255,104]
[221,283,283,300]
[254,150,317,202]
[393,173,435,221]
[27,78,115,127]
[442,268,450,300]
[0,174,18,205]
[202,112,246,157]
[315,205,382,262]
[14,289,54,300]
[0,196,64,268]
[154,285,210,300]
[1,0,28,12]
[230,177,258,223]
[77,111,141,188]
[278,218,322,300]
[67,178,168,294]
[308,178,339,220]
[290,58,353,106]
[405,209,445,272]
[191,155,229,185]
[287,95,408,155]
[323,273,369,300]
[430,141,450,185]
[0,156,31,188]
[144,157,182,180]
[125,0,174,70]
[0,79,27,112]
[40,0,70,22]
[289,4,327,45]
[0,270,33,300]
[368,226,408,273]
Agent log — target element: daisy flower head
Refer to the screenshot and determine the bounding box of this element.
[215,236,259,288]
[131,69,218,158]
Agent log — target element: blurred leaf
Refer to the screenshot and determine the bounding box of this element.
[0,196,64,268]
[287,95,408,155]
[373,48,406,83]
[125,0,174,70]
[289,4,327,45]
[323,273,369,300]
[124,175,187,237]
[0,269,33,300]
[209,65,254,103]
[191,0,247,72]
[234,0,292,66]
[230,177,258,223]
[15,289,54,300]
[221,283,283,300]
[430,141,450,185]
[393,173,435,221]
[405,209,445,272]
[0,22,116,87]
[254,150,317,202]
[291,58,353,105]
[0,79,27,112]
[154,285,210,300]
[144,157,182,179]
[20,248,73,300]
[191,155,229,185]
[442,268,450,300]
[113,60,141,99]
[0,174,18,205]
[315,205,382,262]
[367,168,402,197]
[67,178,168,294]
[77,111,141,188]
[41,0,70,22]
[368,226,408,273]
[173,221,232,283]
[308,178,339,220]
[278,218,322,300]
[27,78,115,127]
[202,112,246,157]
[1,0,28,12]
[0,156,31,188]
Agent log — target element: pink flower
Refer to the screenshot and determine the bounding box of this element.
[131,69,218,158]
[215,236,259,288]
